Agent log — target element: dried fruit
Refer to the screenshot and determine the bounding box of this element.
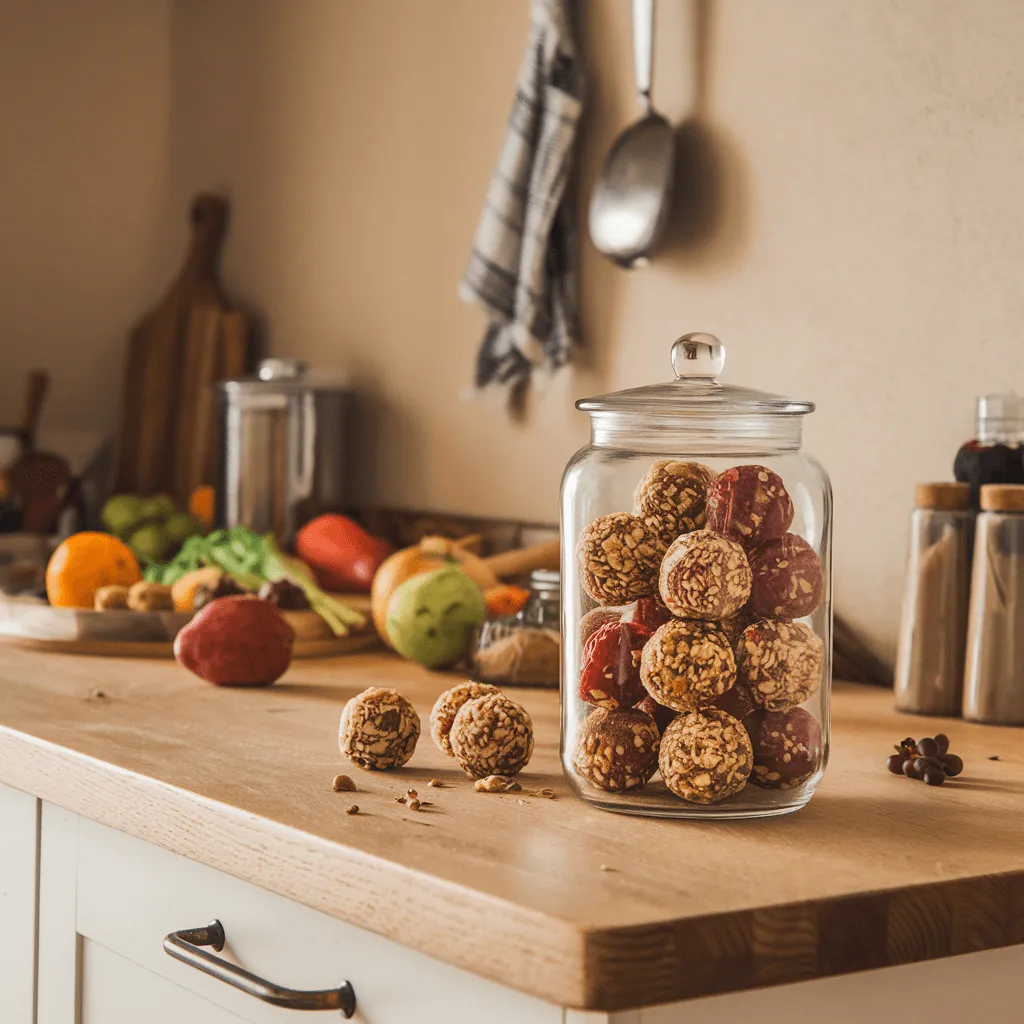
[579,621,652,709]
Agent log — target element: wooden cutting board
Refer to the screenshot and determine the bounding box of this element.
[115,195,252,503]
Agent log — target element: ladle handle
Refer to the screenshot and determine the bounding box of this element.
[633,0,654,113]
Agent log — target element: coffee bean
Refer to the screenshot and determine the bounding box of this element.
[923,771,945,787]
[941,753,964,778]
[934,733,950,757]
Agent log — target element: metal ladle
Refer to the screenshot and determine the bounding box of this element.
[589,0,675,269]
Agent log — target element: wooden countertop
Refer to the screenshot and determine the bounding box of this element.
[1,648,1024,1011]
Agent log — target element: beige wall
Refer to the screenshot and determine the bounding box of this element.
[0,0,171,446]
[166,1,1024,657]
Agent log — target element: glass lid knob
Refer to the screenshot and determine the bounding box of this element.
[671,333,725,380]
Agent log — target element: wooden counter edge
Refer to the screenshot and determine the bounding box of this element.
[5,722,1024,1011]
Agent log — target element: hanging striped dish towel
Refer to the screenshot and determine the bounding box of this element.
[458,0,585,402]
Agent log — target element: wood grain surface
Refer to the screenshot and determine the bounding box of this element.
[2,650,1024,1010]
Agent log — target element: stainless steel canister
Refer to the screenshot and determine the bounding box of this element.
[216,359,354,542]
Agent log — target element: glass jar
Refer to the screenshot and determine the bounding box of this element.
[893,483,971,717]
[560,333,832,819]
[962,485,1024,725]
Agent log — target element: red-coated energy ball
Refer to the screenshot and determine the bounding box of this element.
[634,460,717,547]
[749,707,823,789]
[636,693,679,734]
[706,465,794,549]
[658,708,753,804]
[579,621,652,710]
[580,606,626,648]
[622,595,674,632]
[578,513,663,605]
[710,679,757,721]
[737,619,824,712]
[658,529,752,621]
[748,533,824,620]
[573,707,661,791]
[640,619,736,712]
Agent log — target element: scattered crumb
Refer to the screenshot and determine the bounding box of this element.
[428,778,443,788]
[405,788,418,800]
[527,788,557,799]
[407,798,422,811]
[346,805,359,815]
[989,755,1001,761]
[87,689,106,700]
[599,865,617,872]
[332,774,357,793]
[474,775,521,793]
[517,798,527,805]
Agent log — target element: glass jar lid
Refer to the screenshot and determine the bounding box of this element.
[576,333,813,418]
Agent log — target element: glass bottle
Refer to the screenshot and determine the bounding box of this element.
[963,485,1024,725]
[561,333,831,819]
[893,483,971,717]
[954,395,1024,511]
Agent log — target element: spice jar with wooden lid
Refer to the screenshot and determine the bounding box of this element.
[894,483,971,717]
[963,484,1024,724]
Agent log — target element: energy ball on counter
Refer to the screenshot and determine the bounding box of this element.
[579,621,652,710]
[636,693,678,735]
[430,681,502,757]
[622,596,673,633]
[658,708,753,804]
[749,707,823,789]
[658,529,752,621]
[640,619,736,712]
[580,606,627,648]
[634,460,717,547]
[449,692,534,778]
[748,533,824,620]
[737,619,824,712]
[710,679,757,721]
[573,707,660,791]
[706,465,794,549]
[578,513,663,605]
[339,687,421,770]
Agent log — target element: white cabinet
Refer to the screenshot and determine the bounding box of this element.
[0,783,39,1024]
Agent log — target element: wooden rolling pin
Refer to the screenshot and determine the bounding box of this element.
[484,538,560,579]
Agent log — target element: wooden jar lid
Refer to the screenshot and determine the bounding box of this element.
[980,484,1024,512]
[915,482,969,510]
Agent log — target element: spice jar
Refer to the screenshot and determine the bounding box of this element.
[894,483,971,717]
[963,485,1024,725]
[473,570,560,687]
[561,333,831,818]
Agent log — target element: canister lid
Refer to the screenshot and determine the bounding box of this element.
[980,484,1024,512]
[219,358,350,395]
[576,333,813,417]
[914,482,970,510]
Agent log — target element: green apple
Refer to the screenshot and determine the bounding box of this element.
[138,494,177,522]
[385,564,486,669]
[129,523,169,563]
[165,511,203,546]
[101,494,144,537]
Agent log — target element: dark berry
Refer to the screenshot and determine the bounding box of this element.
[914,756,944,776]
[923,771,945,787]
[903,758,922,779]
[934,733,950,756]
[887,753,907,775]
[917,737,939,758]
[940,753,964,777]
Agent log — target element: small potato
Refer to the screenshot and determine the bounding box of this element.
[94,585,130,611]
[126,581,175,612]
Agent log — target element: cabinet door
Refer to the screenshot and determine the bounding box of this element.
[0,783,39,1024]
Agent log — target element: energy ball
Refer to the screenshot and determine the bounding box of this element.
[573,707,660,791]
[706,465,794,549]
[749,707,823,789]
[579,621,652,710]
[711,679,757,721]
[737,619,824,712]
[339,687,421,770]
[622,596,673,632]
[748,533,824,620]
[449,692,534,778]
[636,693,679,734]
[634,460,717,547]
[430,681,501,757]
[658,708,753,804]
[719,605,758,647]
[659,529,752,621]
[580,606,626,648]
[640,619,736,712]
[578,513,663,605]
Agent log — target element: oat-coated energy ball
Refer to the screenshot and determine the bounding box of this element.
[658,529,752,621]
[634,460,717,547]
[640,619,736,712]
[573,707,660,791]
[658,708,753,804]
[737,619,824,712]
[429,681,501,758]
[578,513,663,605]
[748,533,824,620]
[748,707,823,789]
[449,692,534,778]
[339,687,421,770]
[706,465,794,549]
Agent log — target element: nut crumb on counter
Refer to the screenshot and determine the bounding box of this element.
[474,775,521,793]
[428,778,443,787]
[345,805,359,815]
[87,689,106,700]
[332,774,357,792]
[527,788,557,799]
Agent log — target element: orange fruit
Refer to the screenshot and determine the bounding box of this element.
[188,485,215,531]
[46,532,143,609]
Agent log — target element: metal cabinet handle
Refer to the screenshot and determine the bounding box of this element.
[164,920,356,1016]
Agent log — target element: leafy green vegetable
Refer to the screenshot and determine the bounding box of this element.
[143,527,366,636]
